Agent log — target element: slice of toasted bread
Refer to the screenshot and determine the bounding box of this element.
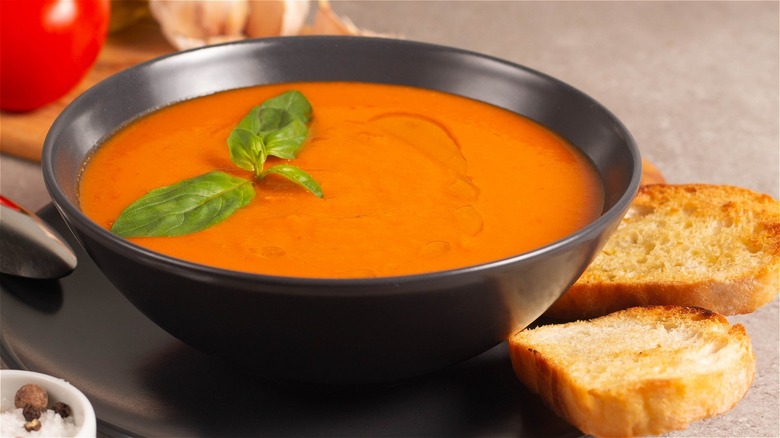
[509,305,755,437]
[546,184,780,321]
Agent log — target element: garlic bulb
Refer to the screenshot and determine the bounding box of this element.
[149,0,389,51]
[149,0,309,50]
[246,0,310,37]
[302,0,382,36]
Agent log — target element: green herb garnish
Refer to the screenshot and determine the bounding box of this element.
[111,90,322,238]
[228,90,313,176]
[111,171,255,237]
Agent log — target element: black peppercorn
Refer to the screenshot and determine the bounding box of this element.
[52,401,73,418]
[22,404,42,421]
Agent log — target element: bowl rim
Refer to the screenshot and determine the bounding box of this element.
[42,35,642,290]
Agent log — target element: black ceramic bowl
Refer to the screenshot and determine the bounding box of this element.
[42,36,640,385]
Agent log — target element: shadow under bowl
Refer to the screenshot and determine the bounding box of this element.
[42,36,641,385]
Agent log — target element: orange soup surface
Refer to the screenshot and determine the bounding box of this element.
[79,82,604,278]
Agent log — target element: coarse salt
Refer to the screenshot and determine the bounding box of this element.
[0,397,79,438]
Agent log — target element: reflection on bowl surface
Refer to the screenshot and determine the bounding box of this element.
[42,36,640,385]
[0,369,96,437]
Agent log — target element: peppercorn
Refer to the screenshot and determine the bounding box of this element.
[22,404,42,421]
[14,384,48,411]
[24,418,42,432]
[52,401,72,418]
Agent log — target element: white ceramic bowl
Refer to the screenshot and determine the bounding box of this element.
[0,369,96,437]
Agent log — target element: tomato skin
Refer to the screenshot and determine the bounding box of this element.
[0,0,110,112]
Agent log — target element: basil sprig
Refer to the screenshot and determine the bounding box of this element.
[228,90,312,174]
[226,91,322,197]
[111,90,322,238]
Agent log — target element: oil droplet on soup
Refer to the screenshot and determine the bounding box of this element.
[78,82,604,278]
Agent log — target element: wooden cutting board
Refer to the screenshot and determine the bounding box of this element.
[0,18,175,162]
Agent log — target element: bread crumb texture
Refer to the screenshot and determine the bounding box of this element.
[509,305,756,437]
[547,184,780,320]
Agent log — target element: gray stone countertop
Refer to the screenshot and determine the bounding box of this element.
[1,1,777,436]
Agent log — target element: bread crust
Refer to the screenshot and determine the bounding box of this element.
[546,184,780,320]
[509,306,756,437]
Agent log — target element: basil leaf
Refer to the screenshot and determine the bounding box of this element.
[256,107,293,133]
[235,106,263,133]
[264,164,323,198]
[227,128,265,173]
[235,90,310,138]
[111,171,255,237]
[261,90,312,124]
[264,118,308,159]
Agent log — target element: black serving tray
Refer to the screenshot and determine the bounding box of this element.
[0,204,581,437]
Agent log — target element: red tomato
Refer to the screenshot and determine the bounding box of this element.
[0,0,110,112]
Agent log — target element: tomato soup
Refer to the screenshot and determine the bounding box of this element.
[78,82,604,278]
